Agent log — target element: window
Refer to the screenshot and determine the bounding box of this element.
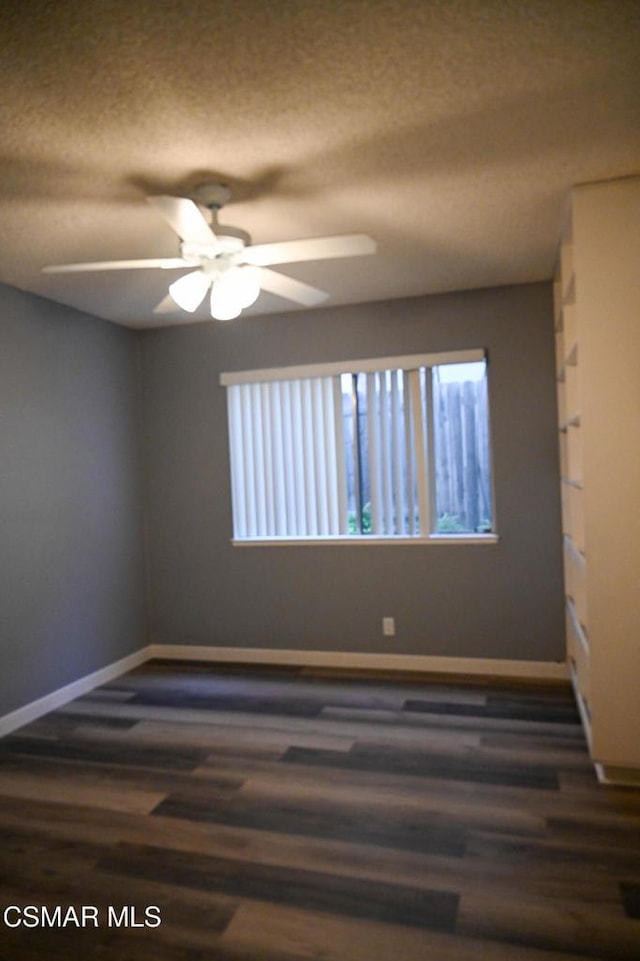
[221,350,495,543]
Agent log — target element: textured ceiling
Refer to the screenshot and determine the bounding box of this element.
[1,0,639,328]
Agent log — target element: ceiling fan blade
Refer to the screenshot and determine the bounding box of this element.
[147,195,217,245]
[244,234,376,267]
[153,294,179,314]
[257,267,328,306]
[43,257,194,274]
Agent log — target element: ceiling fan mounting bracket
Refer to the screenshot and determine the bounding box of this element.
[192,182,232,210]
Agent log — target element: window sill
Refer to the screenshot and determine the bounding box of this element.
[231,534,499,547]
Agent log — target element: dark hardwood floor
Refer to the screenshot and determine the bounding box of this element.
[1,660,639,960]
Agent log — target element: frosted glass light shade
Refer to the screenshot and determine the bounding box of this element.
[211,266,261,320]
[210,284,242,321]
[218,267,261,307]
[232,266,262,308]
[169,269,211,312]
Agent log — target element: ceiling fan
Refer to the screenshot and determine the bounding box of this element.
[43,183,377,320]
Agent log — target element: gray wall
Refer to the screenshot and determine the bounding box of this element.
[140,282,565,662]
[0,284,146,716]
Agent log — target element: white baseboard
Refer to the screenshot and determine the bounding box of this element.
[0,644,568,738]
[147,644,569,681]
[595,763,640,788]
[0,646,152,737]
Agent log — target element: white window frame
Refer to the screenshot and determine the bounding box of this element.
[221,350,498,546]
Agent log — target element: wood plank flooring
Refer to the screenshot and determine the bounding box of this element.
[1,660,639,960]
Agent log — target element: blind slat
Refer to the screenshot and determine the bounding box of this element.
[333,376,349,534]
[379,371,393,534]
[227,386,247,538]
[367,372,382,535]
[279,381,296,535]
[391,370,405,534]
[302,379,318,535]
[410,369,430,536]
[403,372,415,534]
[322,377,339,534]
[291,380,307,536]
[259,383,273,536]
[312,378,329,534]
[241,384,257,536]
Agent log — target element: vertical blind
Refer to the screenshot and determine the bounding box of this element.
[221,350,488,540]
[357,368,429,536]
[226,376,347,537]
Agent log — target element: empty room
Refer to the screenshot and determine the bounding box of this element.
[1,2,639,959]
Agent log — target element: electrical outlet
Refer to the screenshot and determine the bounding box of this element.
[382,616,396,636]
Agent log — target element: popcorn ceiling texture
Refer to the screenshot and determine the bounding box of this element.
[1,0,639,326]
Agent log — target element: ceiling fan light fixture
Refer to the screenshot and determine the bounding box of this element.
[43,185,375,322]
[168,269,211,312]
